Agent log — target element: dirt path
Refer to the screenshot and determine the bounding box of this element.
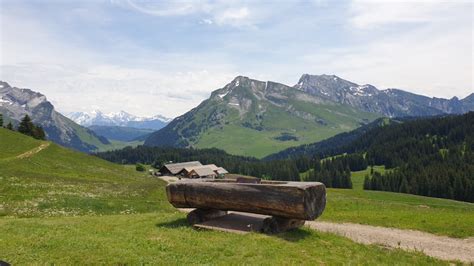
[159,176,474,263]
[306,221,474,263]
[16,142,50,159]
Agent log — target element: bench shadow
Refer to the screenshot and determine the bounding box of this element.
[155,217,189,229]
[155,216,311,243]
[274,227,312,242]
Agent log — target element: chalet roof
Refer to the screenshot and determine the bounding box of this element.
[183,164,219,173]
[190,167,216,177]
[162,161,202,175]
[215,167,228,174]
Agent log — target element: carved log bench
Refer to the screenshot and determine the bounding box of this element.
[165,179,326,233]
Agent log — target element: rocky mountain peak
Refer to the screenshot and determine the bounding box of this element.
[0,81,110,152]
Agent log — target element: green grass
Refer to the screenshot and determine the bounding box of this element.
[351,165,388,190]
[301,165,474,238]
[0,128,470,263]
[322,188,474,238]
[0,129,40,158]
[0,212,443,264]
[0,129,170,217]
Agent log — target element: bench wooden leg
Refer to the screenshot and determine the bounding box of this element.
[261,216,305,234]
[187,208,228,225]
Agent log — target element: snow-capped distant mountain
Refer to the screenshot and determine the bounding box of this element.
[0,81,110,152]
[67,110,172,130]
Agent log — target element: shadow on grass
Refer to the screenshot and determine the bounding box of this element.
[155,217,311,242]
[155,218,190,229]
[274,228,312,242]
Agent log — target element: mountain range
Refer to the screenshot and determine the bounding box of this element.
[0,81,110,152]
[67,110,171,130]
[296,74,473,117]
[145,74,473,158]
[2,74,472,157]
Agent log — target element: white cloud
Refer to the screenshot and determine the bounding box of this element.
[1,0,471,120]
[119,0,206,17]
[349,0,470,29]
[300,23,472,98]
[0,9,238,117]
[1,63,237,118]
[214,7,250,26]
[112,0,262,28]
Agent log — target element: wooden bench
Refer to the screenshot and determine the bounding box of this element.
[166,179,326,233]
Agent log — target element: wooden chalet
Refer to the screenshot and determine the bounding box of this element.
[159,161,202,176]
[187,167,217,179]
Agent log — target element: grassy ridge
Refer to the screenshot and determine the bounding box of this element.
[0,128,170,217]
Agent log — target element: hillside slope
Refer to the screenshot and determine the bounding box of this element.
[0,128,169,217]
[145,76,380,158]
[0,81,110,152]
[264,117,402,160]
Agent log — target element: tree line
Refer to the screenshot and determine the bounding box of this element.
[95,145,364,187]
[0,114,46,140]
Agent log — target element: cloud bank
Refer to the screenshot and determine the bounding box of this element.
[0,0,472,117]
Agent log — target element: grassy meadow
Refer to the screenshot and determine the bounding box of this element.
[0,128,472,264]
[301,166,474,238]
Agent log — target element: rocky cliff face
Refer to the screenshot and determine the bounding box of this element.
[0,81,109,152]
[295,74,473,117]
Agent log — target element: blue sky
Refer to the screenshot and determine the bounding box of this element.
[0,0,472,117]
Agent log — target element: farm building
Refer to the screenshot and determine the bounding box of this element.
[179,164,229,178]
[159,161,202,176]
[215,167,228,177]
[179,164,219,176]
[187,167,217,179]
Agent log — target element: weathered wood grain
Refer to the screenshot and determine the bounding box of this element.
[166,180,326,220]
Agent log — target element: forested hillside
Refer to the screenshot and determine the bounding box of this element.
[361,113,474,202]
[264,118,401,160]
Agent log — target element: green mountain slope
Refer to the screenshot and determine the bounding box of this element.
[145,76,380,158]
[0,128,169,217]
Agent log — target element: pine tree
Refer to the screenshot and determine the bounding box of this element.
[6,122,13,130]
[363,175,371,190]
[32,126,46,140]
[18,115,34,136]
[0,113,3,127]
[399,177,409,194]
